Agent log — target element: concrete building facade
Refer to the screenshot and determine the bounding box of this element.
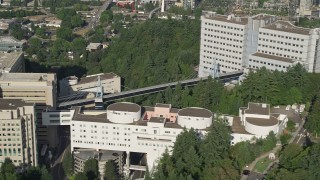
[0,73,57,146]
[0,99,37,168]
[198,11,320,77]
[0,51,25,73]
[60,73,121,96]
[0,36,24,52]
[224,102,288,145]
[42,102,213,172]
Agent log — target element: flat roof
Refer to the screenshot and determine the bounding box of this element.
[155,103,171,108]
[263,21,311,35]
[204,13,248,25]
[246,116,278,126]
[0,73,54,82]
[0,99,33,110]
[245,103,270,115]
[231,116,251,134]
[107,102,141,112]
[178,107,212,118]
[0,36,23,45]
[0,52,23,71]
[251,53,294,63]
[149,117,165,123]
[77,73,118,85]
[252,14,276,20]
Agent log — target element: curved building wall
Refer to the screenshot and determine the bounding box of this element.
[107,103,141,124]
[177,108,213,129]
[245,121,278,136]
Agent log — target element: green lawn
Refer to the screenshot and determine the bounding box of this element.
[254,157,274,173]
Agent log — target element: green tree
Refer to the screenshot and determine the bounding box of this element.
[34,0,38,10]
[100,10,113,24]
[200,119,230,167]
[62,151,73,176]
[57,27,73,41]
[75,172,88,180]
[35,28,45,38]
[1,158,15,175]
[84,159,99,180]
[71,15,84,28]
[103,161,119,180]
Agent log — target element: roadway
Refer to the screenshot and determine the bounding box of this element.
[148,7,160,19]
[57,71,243,107]
[51,126,70,180]
[89,0,113,29]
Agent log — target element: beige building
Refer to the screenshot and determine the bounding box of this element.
[0,73,57,146]
[61,73,121,96]
[0,99,37,168]
[0,51,25,73]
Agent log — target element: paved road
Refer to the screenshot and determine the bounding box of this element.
[240,119,306,180]
[89,0,113,29]
[51,126,70,180]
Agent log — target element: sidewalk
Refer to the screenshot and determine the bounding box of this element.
[240,119,305,180]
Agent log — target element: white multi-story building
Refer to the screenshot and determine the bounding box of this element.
[0,99,37,168]
[224,102,288,145]
[249,21,320,72]
[60,73,121,96]
[43,102,213,172]
[199,12,277,77]
[199,12,320,77]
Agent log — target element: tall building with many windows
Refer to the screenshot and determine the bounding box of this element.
[198,12,320,77]
[0,99,37,168]
[0,73,57,147]
[198,12,276,77]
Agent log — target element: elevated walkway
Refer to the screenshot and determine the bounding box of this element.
[57,70,243,107]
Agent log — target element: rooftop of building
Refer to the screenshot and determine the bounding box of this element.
[0,99,33,110]
[73,149,123,161]
[76,72,118,85]
[245,103,270,115]
[231,116,251,134]
[86,43,102,49]
[0,51,23,72]
[0,36,24,45]
[246,116,279,126]
[251,52,294,63]
[149,117,165,123]
[0,73,55,82]
[178,107,213,118]
[155,103,171,108]
[72,106,184,129]
[107,102,141,112]
[263,21,311,35]
[252,14,276,20]
[203,12,248,25]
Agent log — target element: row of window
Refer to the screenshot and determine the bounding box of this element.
[249,59,288,68]
[259,32,305,41]
[259,44,303,54]
[257,50,302,60]
[204,42,240,49]
[204,35,243,43]
[0,148,21,156]
[203,47,242,55]
[1,123,20,126]
[204,31,244,38]
[204,22,244,31]
[72,140,130,147]
[0,133,20,136]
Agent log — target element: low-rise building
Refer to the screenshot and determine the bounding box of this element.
[60,73,121,96]
[73,150,124,178]
[86,43,102,52]
[0,36,24,52]
[0,73,58,146]
[44,17,62,28]
[225,102,288,145]
[42,102,213,172]
[0,19,16,31]
[0,51,25,73]
[0,99,37,168]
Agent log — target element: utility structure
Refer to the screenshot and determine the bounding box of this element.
[95,75,104,109]
[211,59,220,78]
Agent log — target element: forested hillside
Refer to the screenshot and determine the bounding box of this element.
[100,19,200,88]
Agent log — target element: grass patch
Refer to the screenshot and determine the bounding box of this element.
[254,157,274,173]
